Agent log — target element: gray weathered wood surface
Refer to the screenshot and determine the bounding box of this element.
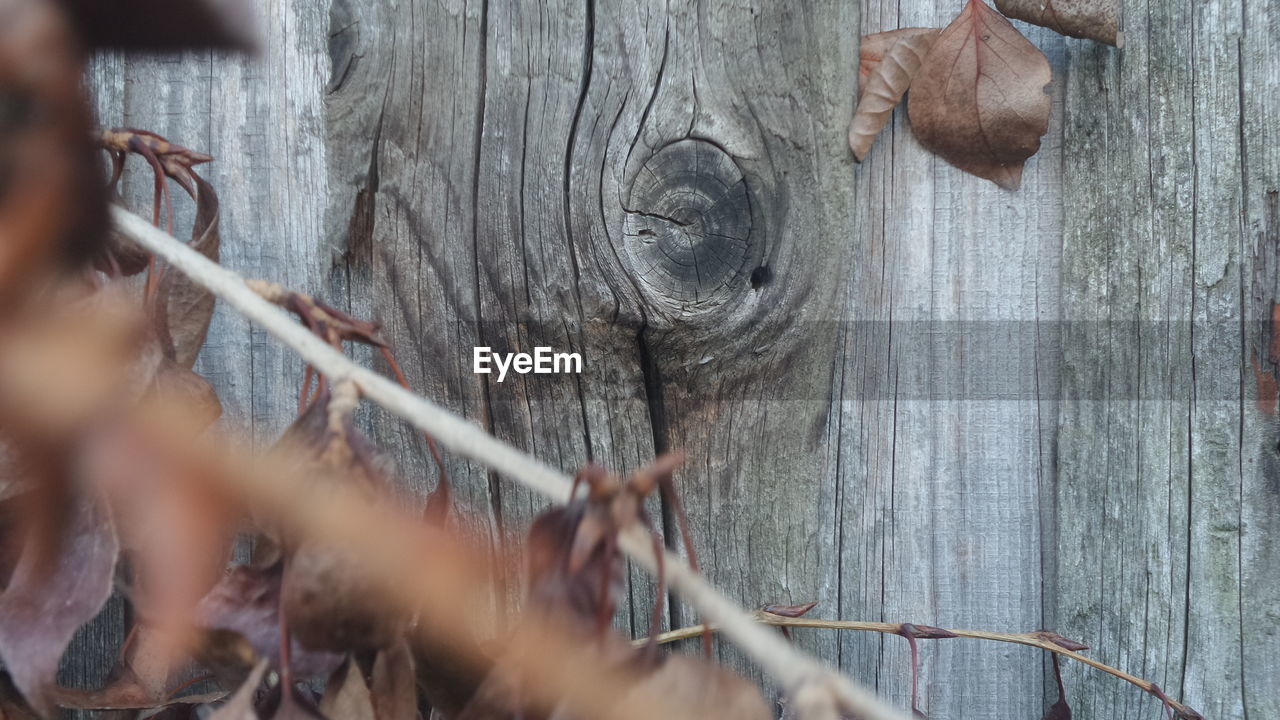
[75,0,1277,718]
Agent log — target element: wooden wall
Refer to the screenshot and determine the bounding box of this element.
[77,0,1279,718]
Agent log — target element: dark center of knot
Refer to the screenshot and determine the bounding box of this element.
[622,139,756,310]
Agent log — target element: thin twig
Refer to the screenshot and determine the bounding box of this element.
[643,613,1203,719]
[111,206,912,720]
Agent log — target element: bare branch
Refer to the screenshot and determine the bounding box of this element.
[645,612,1204,719]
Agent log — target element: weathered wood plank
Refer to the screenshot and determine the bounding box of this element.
[1056,0,1277,718]
[1239,1,1280,716]
[836,3,1066,718]
[554,0,862,689]
[322,0,667,634]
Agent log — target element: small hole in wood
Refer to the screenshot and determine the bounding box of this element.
[750,265,772,289]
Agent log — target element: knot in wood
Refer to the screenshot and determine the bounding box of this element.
[622,139,754,310]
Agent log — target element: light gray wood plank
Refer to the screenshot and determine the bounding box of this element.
[837,3,1064,718]
[1055,1,1276,718]
[1239,2,1280,717]
[558,0,859,693]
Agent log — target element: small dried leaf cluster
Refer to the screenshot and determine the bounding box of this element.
[850,0,1120,189]
[0,2,1202,720]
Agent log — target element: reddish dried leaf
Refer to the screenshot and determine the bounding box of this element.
[371,639,417,720]
[154,172,220,368]
[0,488,118,714]
[907,0,1051,190]
[995,0,1122,47]
[850,28,938,161]
[278,385,407,654]
[283,541,403,653]
[319,661,375,720]
[195,562,344,680]
[858,28,936,94]
[410,630,487,719]
[526,502,623,629]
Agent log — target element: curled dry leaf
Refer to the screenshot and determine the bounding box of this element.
[194,560,344,680]
[0,487,118,715]
[858,28,935,95]
[907,0,1052,190]
[277,383,407,654]
[995,0,1122,47]
[154,172,221,368]
[849,28,938,162]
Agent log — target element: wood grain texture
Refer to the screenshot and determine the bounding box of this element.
[71,0,1278,718]
[1056,1,1277,719]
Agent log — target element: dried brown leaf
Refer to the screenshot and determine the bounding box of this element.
[526,501,623,629]
[850,28,938,161]
[907,0,1051,190]
[195,562,344,680]
[858,28,935,95]
[278,385,407,654]
[154,172,220,368]
[0,487,118,714]
[995,0,1122,47]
